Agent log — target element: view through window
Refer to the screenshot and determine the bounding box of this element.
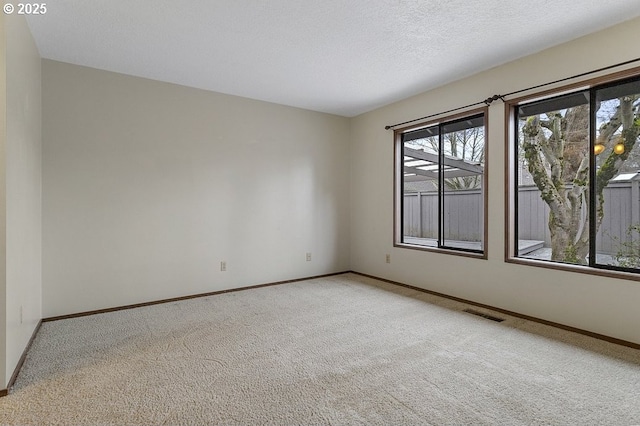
[514,74,640,272]
[397,113,486,254]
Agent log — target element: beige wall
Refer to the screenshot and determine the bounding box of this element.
[350,17,640,344]
[42,60,351,317]
[2,14,42,388]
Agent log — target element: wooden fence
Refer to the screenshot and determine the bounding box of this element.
[403,188,483,242]
[403,181,640,254]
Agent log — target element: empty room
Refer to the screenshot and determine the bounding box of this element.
[1,1,640,424]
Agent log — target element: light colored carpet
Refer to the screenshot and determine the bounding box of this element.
[1,273,640,425]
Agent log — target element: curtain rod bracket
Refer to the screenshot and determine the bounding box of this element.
[484,94,505,105]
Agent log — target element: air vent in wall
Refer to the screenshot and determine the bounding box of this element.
[463,309,505,322]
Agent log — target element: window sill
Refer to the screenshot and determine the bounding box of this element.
[505,257,640,282]
[395,242,487,260]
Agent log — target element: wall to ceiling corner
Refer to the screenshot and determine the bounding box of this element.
[349,17,640,345]
[2,13,42,388]
[41,61,351,318]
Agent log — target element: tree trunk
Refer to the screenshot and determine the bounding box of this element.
[521,95,639,265]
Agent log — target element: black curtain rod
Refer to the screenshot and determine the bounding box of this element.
[384,56,640,130]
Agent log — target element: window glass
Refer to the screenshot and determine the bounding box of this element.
[442,117,485,250]
[513,74,640,273]
[516,92,590,264]
[402,126,439,248]
[399,113,485,254]
[594,79,640,269]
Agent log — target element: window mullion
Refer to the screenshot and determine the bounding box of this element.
[513,113,520,258]
[438,127,443,248]
[588,89,597,268]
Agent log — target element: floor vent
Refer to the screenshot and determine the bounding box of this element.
[463,309,505,322]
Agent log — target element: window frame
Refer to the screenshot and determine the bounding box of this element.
[394,107,489,259]
[505,66,640,280]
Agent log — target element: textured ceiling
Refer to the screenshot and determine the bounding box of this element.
[26,1,640,117]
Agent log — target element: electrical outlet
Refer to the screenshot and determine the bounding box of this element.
[220,261,226,272]
[306,252,312,261]
[386,254,391,264]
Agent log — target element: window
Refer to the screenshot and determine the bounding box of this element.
[395,110,487,256]
[511,72,640,273]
